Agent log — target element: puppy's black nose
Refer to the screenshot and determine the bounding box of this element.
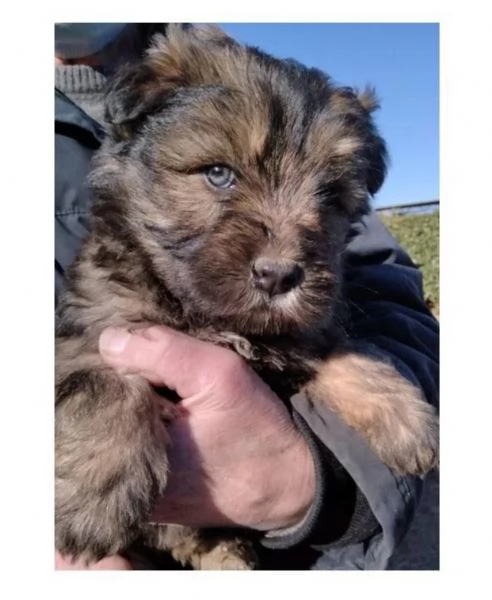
[252,259,304,297]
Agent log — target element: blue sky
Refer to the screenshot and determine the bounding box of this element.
[221,23,439,209]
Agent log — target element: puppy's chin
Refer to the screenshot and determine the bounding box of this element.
[192,288,330,336]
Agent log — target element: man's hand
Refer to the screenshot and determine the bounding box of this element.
[98,325,315,531]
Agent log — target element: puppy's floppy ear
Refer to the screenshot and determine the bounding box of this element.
[103,61,179,141]
[104,24,237,141]
[357,86,389,196]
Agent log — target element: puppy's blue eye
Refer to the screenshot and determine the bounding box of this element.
[206,165,237,189]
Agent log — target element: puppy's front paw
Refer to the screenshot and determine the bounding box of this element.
[371,394,439,477]
[307,351,439,477]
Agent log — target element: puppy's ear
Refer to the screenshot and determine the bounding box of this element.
[104,24,237,140]
[365,130,388,196]
[357,86,389,196]
[103,62,177,140]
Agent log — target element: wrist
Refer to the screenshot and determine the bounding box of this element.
[247,430,316,531]
[261,410,327,548]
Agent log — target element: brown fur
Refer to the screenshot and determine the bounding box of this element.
[305,349,439,475]
[55,24,438,568]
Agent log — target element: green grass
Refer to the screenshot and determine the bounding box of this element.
[381,211,439,315]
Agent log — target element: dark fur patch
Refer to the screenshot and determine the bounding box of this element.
[56,370,94,405]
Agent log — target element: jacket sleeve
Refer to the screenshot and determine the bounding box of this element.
[55,90,101,308]
[262,210,439,570]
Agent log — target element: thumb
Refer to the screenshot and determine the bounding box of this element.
[98,325,236,398]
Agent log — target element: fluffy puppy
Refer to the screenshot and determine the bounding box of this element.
[55,24,438,569]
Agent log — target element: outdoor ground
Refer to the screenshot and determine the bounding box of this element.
[381,210,439,570]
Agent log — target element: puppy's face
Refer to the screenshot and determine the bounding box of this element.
[93,25,387,335]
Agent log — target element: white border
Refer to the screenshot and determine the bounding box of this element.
[3,1,490,597]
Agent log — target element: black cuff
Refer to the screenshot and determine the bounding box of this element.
[261,410,380,550]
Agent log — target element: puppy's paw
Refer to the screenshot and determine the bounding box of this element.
[194,539,257,571]
[370,394,439,477]
[307,350,439,477]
